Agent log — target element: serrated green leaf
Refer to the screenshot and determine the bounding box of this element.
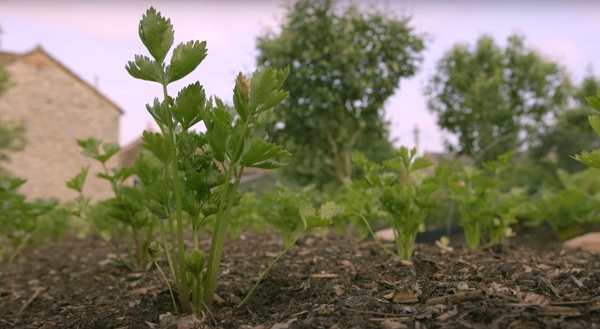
[298,198,315,229]
[167,40,207,83]
[205,119,231,163]
[233,77,250,121]
[138,7,173,63]
[586,94,600,112]
[379,172,397,186]
[97,172,115,183]
[146,98,170,125]
[77,138,101,159]
[304,215,333,230]
[66,166,89,193]
[241,138,290,167]
[257,89,289,115]
[319,202,345,219]
[125,55,161,82]
[411,157,433,172]
[111,166,137,183]
[142,131,171,164]
[274,66,289,90]
[246,160,288,169]
[382,158,405,173]
[172,82,207,131]
[572,150,600,170]
[249,67,279,112]
[97,142,121,164]
[212,105,233,125]
[76,139,119,164]
[589,115,600,138]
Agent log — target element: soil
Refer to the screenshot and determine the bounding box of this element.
[1,223,600,329]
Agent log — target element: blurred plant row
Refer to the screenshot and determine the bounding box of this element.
[4,133,600,267]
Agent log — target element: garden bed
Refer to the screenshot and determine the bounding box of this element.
[1,225,599,329]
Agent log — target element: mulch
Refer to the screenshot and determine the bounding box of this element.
[1,224,599,329]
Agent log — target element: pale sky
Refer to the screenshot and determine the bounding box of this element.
[1,0,599,153]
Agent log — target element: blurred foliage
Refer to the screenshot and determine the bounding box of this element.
[449,152,528,249]
[67,141,162,271]
[229,184,321,246]
[426,34,571,165]
[530,73,600,175]
[257,0,426,188]
[0,44,26,170]
[525,168,600,240]
[0,176,70,268]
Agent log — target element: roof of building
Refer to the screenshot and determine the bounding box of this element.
[0,45,122,114]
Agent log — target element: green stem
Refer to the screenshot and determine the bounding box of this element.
[154,260,180,317]
[162,81,193,314]
[167,205,179,289]
[355,211,399,260]
[160,220,178,290]
[133,227,142,270]
[237,230,305,308]
[203,117,252,308]
[203,174,242,307]
[194,274,203,313]
[7,232,33,267]
[79,212,134,271]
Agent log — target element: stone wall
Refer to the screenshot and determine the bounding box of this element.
[0,47,120,202]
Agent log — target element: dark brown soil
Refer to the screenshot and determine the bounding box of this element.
[1,224,600,329]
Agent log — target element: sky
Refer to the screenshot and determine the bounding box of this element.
[1,0,599,153]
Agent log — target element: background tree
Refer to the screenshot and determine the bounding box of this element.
[530,72,600,174]
[256,0,426,188]
[425,34,571,165]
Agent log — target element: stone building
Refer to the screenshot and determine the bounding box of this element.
[0,45,121,201]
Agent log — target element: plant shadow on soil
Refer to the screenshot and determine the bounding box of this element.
[1,223,599,329]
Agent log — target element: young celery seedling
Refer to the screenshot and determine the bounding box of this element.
[127,7,292,314]
[353,147,450,259]
[450,151,524,249]
[66,139,158,271]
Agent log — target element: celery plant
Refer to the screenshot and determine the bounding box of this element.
[66,139,158,271]
[353,147,451,259]
[450,151,525,249]
[126,7,295,314]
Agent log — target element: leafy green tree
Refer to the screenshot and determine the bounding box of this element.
[256,0,426,187]
[425,34,571,164]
